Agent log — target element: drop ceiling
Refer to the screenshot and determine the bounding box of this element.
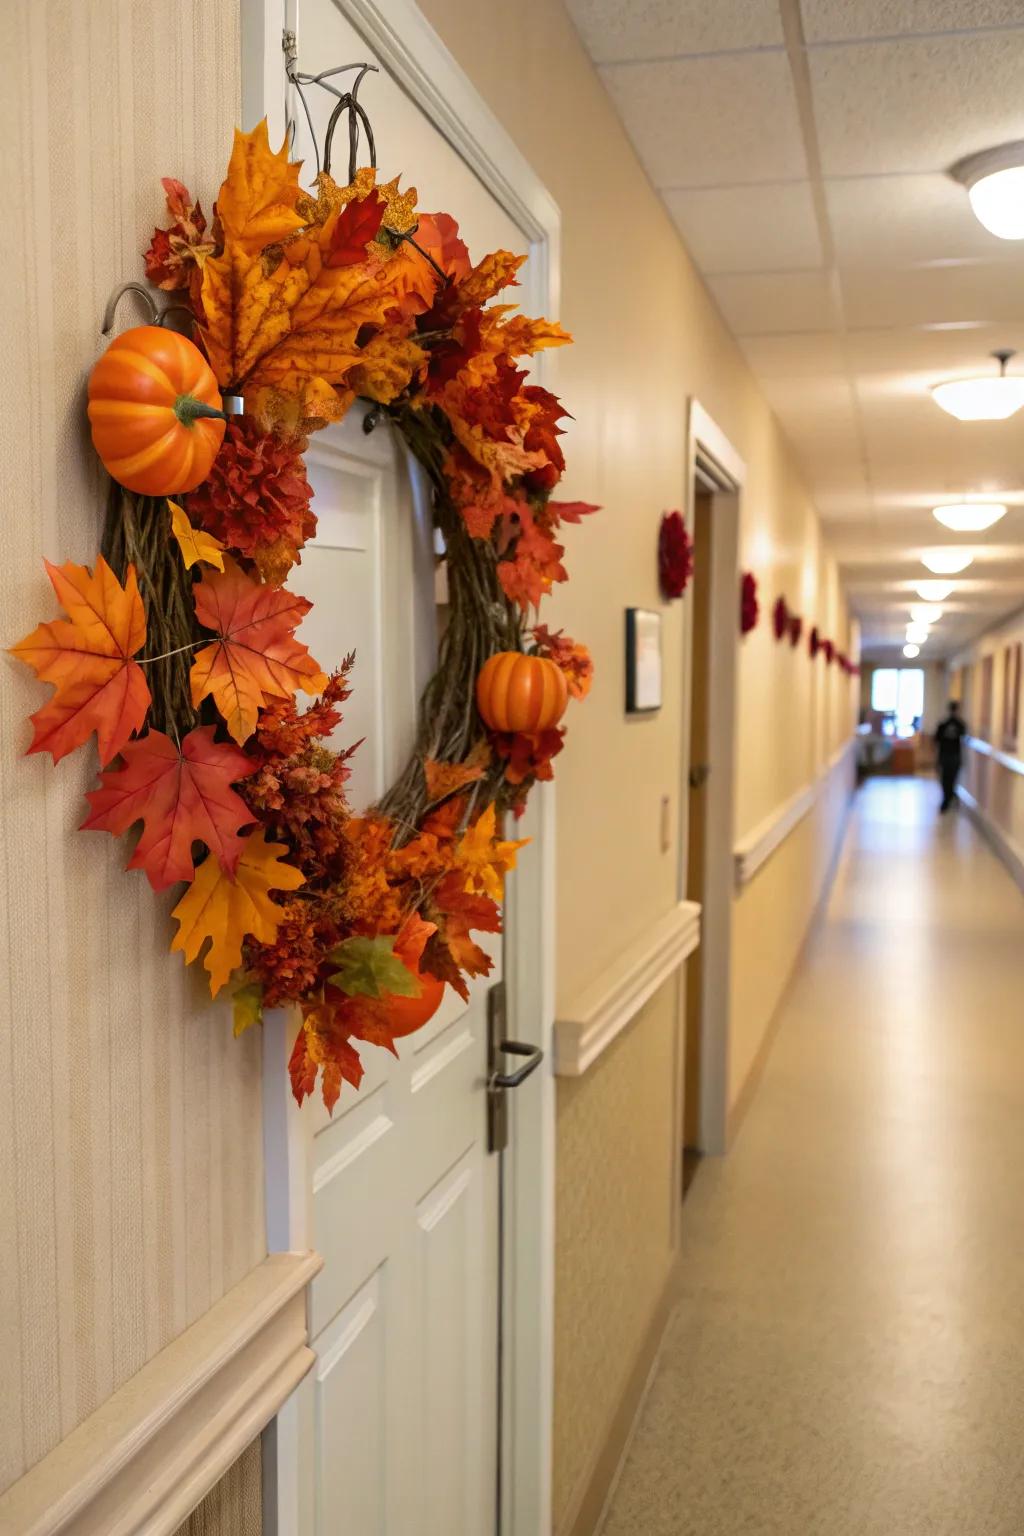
[566,0,1024,659]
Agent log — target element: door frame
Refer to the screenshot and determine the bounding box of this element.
[677,400,744,1157]
[242,3,559,1532]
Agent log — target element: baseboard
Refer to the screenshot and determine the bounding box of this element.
[727,779,856,1146]
[957,786,1024,893]
[558,1265,680,1536]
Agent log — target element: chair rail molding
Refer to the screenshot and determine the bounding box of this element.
[554,901,701,1076]
[0,1251,322,1536]
[965,734,1024,777]
[734,737,855,888]
[958,783,1024,892]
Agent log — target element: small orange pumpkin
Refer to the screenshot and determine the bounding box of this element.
[476,650,569,734]
[87,325,227,496]
[386,969,446,1039]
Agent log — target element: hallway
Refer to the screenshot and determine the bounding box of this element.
[602,776,1024,1535]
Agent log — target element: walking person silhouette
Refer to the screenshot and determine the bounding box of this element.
[934,699,967,813]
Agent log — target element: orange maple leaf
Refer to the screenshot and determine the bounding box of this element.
[214,119,306,252]
[9,557,151,765]
[290,1000,365,1111]
[170,828,304,997]
[423,746,488,804]
[81,726,255,891]
[454,802,528,901]
[190,557,328,744]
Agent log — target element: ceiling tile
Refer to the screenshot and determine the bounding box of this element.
[599,53,807,188]
[664,182,823,272]
[809,30,1024,176]
[840,261,1024,329]
[826,174,1022,267]
[740,331,847,376]
[802,0,1024,43]
[566,0,784,63]
[708,270,838,334]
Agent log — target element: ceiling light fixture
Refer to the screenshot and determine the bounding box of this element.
[921,549,974,574]
[906,623,930,645]
[915,580,954,602]
[910,604,943,625]
[903,644,921,659]
[932,501,1006,532]
[931,350,1024,421]
[951,141,1024,240]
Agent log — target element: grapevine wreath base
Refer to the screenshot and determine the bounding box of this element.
[11,120,597,1111]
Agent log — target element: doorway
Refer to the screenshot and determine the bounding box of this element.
[678,404,743,1167]
[245,3,558,1533]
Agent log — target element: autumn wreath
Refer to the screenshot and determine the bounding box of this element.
[10,123,596,1111]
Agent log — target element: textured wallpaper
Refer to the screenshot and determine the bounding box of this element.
[0,0,265,1494]
[175,1440,263,1536]
[553,982,679,1532]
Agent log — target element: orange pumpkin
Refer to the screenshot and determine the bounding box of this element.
[386,969,446,1039]
[87,325,227,496]
[476,650,569,733]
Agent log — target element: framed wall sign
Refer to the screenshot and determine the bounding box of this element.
[625,607,663,713]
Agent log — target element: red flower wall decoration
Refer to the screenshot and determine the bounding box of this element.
[740,571,759,635]
[809,625,821,659]
[822,639,835,664]
[773,594,790,641]
[658,510,693,600]
[788,614,803,648]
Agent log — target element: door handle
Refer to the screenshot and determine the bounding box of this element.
[491,1039,544,1089]
[689,762,711,789]
[487,983,544,1152]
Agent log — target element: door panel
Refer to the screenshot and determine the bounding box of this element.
[282,4,525,1529]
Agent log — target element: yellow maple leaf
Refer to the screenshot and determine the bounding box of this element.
[170,829,304,997]
[168,499,225,571]
[455,803,529,902]
[216,120,305,252]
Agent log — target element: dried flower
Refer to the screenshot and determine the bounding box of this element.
[185,419,316,583]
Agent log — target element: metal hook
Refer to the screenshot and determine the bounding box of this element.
[283,34,379,184]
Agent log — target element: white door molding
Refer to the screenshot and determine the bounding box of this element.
[242,5,559,1533]
[678,401,746,1157]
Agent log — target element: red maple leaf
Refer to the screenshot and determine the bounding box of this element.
[325,190,386,267]
[81,726,256,891]
[497,510,567,610]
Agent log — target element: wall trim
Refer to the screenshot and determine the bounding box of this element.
[965,735,1024,777]
[957,785,1024,893]
[734,737,855,887]
[553,901,701,1077]
[0,1251,322,1536]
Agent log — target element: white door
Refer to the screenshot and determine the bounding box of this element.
[266,6,537,1534]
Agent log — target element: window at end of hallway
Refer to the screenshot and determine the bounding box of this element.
[870,668,925,737]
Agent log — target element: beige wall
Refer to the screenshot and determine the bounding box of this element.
[417,2,855,1528]
[0,0,264,1500]
[175,1441,262,1536]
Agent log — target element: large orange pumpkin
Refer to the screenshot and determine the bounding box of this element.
[476,650,569,734]
[87,325,227,496]
[385,969,446,1039]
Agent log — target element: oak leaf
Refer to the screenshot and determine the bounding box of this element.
[457,250,526,308]
[169,500,226,571]
[455,803,528,901]
[10,557,151,765]
[81,725,255,891]
[328,935,421,1000]
[190,557,328,744]
[170,828,304,997]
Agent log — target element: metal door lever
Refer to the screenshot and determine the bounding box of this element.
[486,983,544,1152]
[491,1039,544,1088]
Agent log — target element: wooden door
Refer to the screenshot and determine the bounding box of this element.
[278,6,533,1531]
[684,490,713,1165]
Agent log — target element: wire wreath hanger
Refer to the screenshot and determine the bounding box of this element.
[283,31,378,181]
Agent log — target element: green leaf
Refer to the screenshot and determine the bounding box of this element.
[232,980,264,1038]
[328,936,421,1000]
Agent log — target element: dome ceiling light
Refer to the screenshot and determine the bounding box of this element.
[921,549,974,574]
[951,141,1024,240]
[931,350,1024,421]
[931,501,1006,532]
[910,604,943,625]
[906,623,930,645]
[903,644,921,659]
[915,580,954,601]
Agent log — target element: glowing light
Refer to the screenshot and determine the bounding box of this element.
[921,550,974,574]
[968,164,1024,240]
[932,501,1006,532]
[903,644,921,659]
[931,351,1024,421]
[915,581,954,601]
[906,623,930,644]
[910,604,943,625]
